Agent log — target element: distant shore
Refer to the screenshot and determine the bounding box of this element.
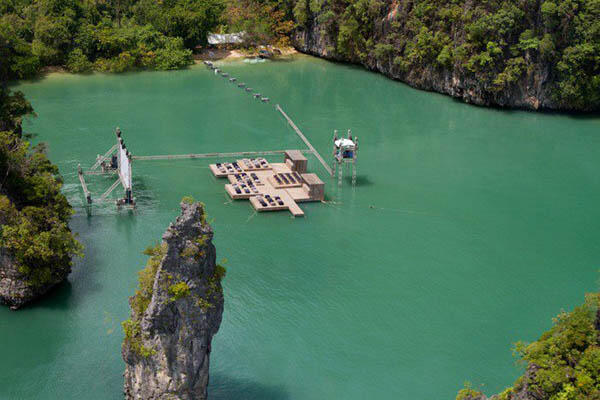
[194,46,297,62]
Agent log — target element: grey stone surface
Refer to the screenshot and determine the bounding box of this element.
[122,202,224,400]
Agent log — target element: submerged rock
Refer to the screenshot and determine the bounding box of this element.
[122,201,225,400]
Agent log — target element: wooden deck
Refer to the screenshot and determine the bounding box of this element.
[210,155,322,217]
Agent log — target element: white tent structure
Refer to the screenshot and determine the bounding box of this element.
[78,127,136,211]
[332,130,359,186]
[207,32,245,46]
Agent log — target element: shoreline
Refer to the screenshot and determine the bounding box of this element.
[193,46,298,63]
[31,47,299,78]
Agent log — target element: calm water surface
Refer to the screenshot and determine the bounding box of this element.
[1,55,599,399]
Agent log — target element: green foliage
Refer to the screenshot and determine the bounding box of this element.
[224,0,294,46]
[181,196,195,204]
[66,48,93,72]
[132,0,224,48]
[513,294,600,399]
[122,319,155,357]
[130,243,167,316]
[168,281,190,300]
[0,0,221,79]
[287,0,600,110]
[196,296,214,311]
[458,294,600,400]
[456,382,481,400]
[0,88,82,288]
[214,264,226,282]
[493,57,525,90]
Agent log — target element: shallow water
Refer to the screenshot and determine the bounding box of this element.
[2,55,599,399]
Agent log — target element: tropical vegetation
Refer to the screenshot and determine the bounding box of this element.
[0,87,82,288]
[292,0,600,109]
[457,293,600,400]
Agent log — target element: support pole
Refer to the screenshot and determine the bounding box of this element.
[91,144,118,170]
[99,178,122,201]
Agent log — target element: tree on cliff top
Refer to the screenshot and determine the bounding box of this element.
[457,293,600,400]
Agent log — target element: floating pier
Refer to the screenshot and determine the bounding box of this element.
[210,150,324,217]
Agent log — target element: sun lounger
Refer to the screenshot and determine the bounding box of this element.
[280,174,290,184]
[274,175,282,184]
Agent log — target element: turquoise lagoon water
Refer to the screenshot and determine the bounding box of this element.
[1,55,599,399]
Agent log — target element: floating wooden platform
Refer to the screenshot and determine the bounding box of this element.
[210,152,324,217]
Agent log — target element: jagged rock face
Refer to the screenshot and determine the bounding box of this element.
[0,249,71,310]
[293,5,563,111]
[122,202,224,400]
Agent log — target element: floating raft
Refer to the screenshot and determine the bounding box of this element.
[210,151,324,217]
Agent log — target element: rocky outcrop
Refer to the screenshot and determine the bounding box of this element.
[122,201,225,400]
[458,365,541,400]
[292,1,599,112]
[294,24,555,111]
[0,250,71,310]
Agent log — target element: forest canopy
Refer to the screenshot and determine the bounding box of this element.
[0,87,82,287]
[0,0,226,78]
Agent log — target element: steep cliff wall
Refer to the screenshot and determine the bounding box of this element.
[292,0,600,111]
[122,201,225,400]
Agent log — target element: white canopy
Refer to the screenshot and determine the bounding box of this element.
[118,142,131,190]
[335,138,355,149]
[207,32,245,45]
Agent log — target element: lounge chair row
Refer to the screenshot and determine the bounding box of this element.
[216,162,243,174]
[240,158,269,170]
[256,194,284,207]
[272,172,303,186]
[232,181,259,195]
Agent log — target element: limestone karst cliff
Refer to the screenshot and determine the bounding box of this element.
[0,88,81,310]
[292,0,600,111]
[122,200,225,400]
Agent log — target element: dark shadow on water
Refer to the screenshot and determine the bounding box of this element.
[209,374,290,400]
[18,218,105,311]
[345,174,373,186]
[15,280,74,311]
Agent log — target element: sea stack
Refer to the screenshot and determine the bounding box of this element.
[122,200,225,400]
